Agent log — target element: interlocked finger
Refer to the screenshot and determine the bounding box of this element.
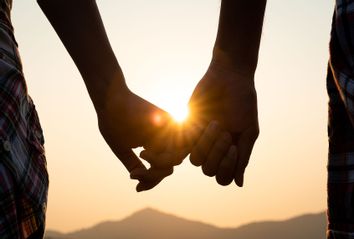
[216,145,237,186]
[201,132,232,177]
[190,121,220,166]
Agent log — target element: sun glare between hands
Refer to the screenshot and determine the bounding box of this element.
[169,106,189,123]
[152,105,189,127]
[152,96,190,126]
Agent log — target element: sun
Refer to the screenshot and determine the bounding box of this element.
[152,102,190,126]
[169,106,189,123]
[148,83,192,124]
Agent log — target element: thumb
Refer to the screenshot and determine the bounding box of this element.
[130,167,174,192]
[140,148,189,168]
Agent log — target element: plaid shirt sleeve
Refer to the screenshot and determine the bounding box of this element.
[0,25,48,239]
[327,0,354,238]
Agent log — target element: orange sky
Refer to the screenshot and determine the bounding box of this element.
[12,0,332,232]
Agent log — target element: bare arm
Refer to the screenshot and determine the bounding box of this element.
[189,0,266,186]
[37,0,125,110]
[37,0,176,190]
[213,0,266,75]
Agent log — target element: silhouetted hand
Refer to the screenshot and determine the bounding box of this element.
[137,121,236,191]
[188,60,259,187]
[134,122,203,192]
[97,79,183,191]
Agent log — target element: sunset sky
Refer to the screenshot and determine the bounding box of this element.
[12,0,332,232]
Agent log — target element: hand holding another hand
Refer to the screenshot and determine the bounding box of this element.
[188,60,259,187]
[97,58,259,191]
[96,78,184,192]
[129,57,260,190]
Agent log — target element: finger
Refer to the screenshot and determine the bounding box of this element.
[159,149,190,166]
[130,167,148,180]
[201,132,232,177]
[173,123,204,150]
[133,167,174,192]
[115,148,146,173]
[234,127,259,187]
[144,122,204,156]
[189,123,205,144]
[140,150,157,163]
[190,121,220,166]
[140,149,188,168]
[216,145,237,186]
[131,167,170,192]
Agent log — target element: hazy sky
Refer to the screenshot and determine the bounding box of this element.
[12,0,333,232]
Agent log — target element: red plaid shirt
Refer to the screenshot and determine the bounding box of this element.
[0,19,48,239]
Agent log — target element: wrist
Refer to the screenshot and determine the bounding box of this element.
[211,47,258,79]
[86,66,130,115]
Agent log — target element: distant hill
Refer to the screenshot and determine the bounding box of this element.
[45,208,327,239]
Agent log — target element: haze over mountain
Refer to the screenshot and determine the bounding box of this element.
[45,208,327,239]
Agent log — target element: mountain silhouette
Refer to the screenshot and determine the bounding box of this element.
[45,208,327,239]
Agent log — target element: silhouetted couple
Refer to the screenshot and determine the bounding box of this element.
[0,0,353,238]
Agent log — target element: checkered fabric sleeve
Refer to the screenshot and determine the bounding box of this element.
[327,0,354,238]
[0,38,48,239]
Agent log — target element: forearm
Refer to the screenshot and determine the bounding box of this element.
[213,0,267,75]
[37,0,127,110]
